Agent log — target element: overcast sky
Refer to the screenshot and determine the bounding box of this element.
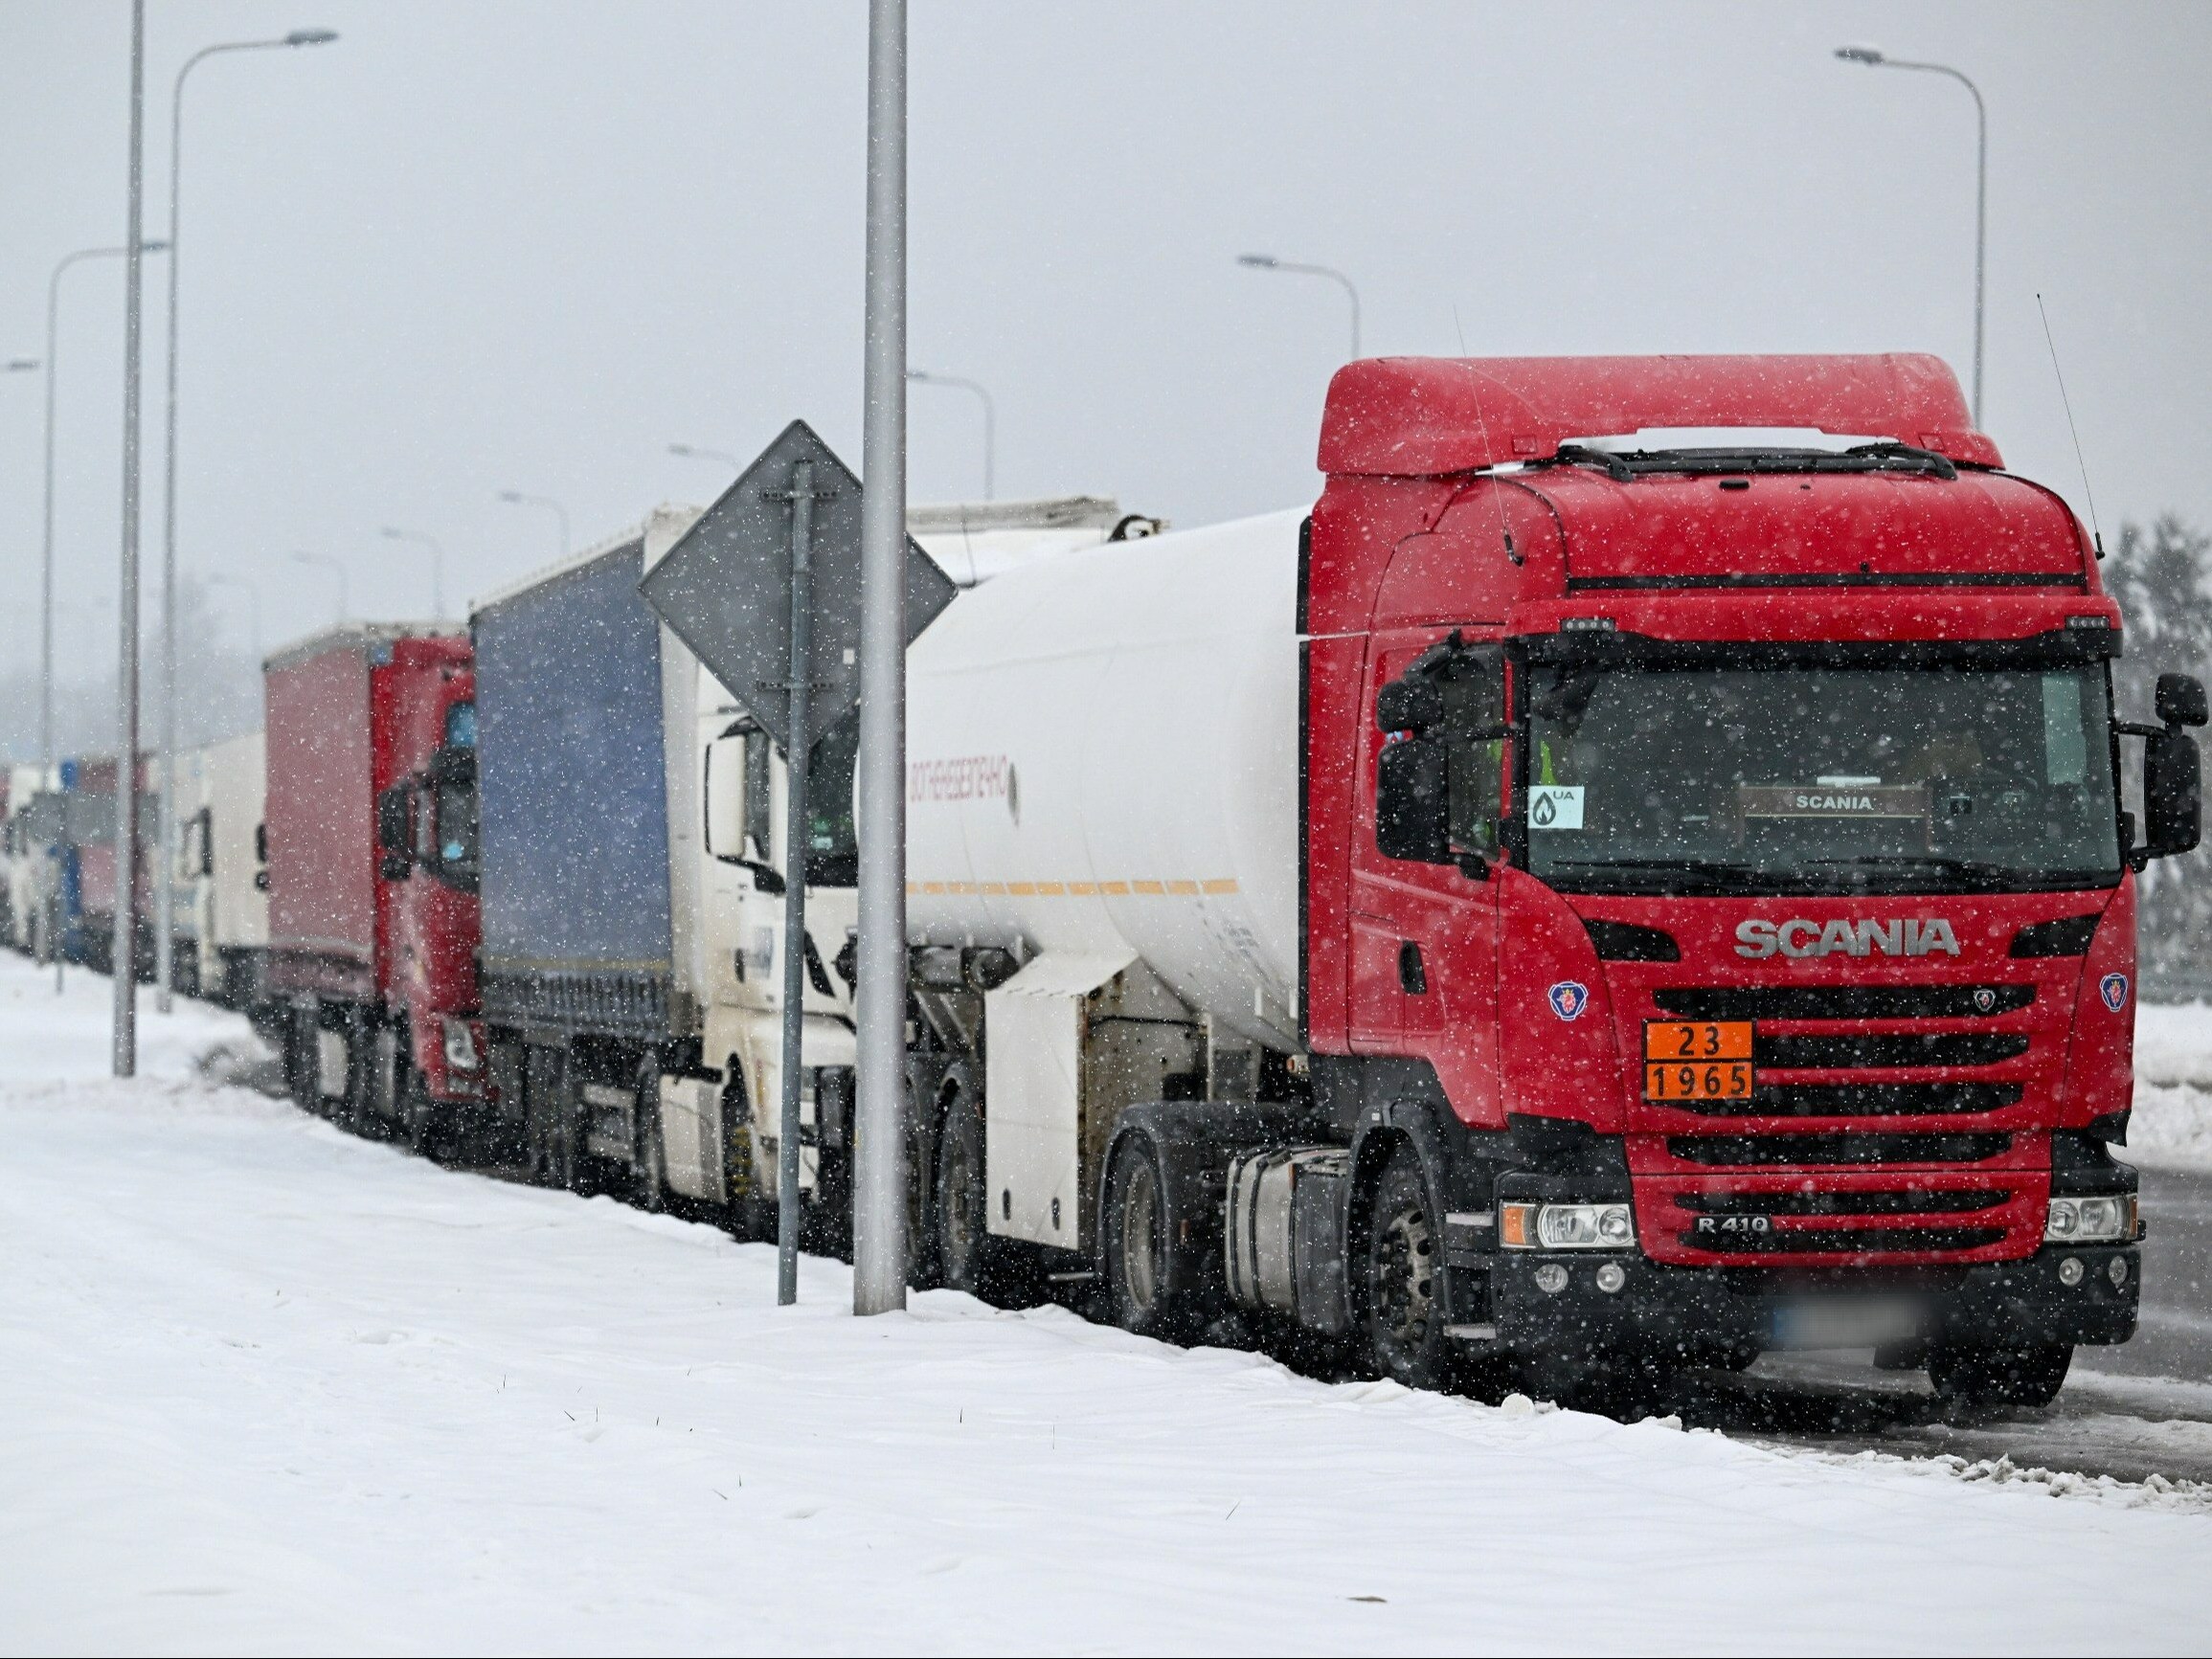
[4,1,2209,672]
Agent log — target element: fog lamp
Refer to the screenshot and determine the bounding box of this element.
[1594,1263,1627,1293]
[2058,1255,2086,1287]
[1533,1264,1569,1294]
[2109,1257,2129,1288]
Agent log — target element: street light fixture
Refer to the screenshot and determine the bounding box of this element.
[154,24,338,1012]
[1834,43,1988,424]
[497,489,570,560]
[380,527,446,619]
[1237,252,1362,362]
[905,370,996,501]
[668,441,743,472]
[291,550,348,625]
[39,242,169,786]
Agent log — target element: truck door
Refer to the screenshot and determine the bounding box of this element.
[1347,637,1503,1123]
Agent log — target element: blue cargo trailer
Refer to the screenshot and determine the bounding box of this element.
[474,534,679,1183]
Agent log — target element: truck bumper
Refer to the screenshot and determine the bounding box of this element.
[1489,1243,2140,1356]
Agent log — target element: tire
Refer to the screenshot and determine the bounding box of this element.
[1103,1133,1185,1339]
[1360,1143,1449,1390]
[936,1089,1005,1301]
[632,1065,666,1214]
[1929,1342,2072,1409]
[721,1063,773,1241]
[400,1036,444,1160]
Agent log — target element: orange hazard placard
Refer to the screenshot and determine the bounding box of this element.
[1642,1020,1754,1102]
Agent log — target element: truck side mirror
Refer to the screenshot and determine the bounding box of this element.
[2144,728,2201,859]
[2156,672,2209,729]
[254,821,267,863]
[1376,677,1443,733]
[1376,737,1451,862]
[375,785,413,856]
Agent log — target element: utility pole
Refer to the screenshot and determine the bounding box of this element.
[853,0,910,1316]
[767,460,825,1307]
[154,26,337,1016]
[114,0,148,1075]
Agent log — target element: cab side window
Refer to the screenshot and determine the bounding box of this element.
[1442,650,1504,857]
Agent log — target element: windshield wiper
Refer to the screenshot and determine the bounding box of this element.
[1805,854,2108,886]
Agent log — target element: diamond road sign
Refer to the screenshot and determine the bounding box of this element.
[638,418,958,752]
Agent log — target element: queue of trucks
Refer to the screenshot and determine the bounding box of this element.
[3,353,2199,1410]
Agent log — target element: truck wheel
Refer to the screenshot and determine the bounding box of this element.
[632,1066,666,1214]
[721,1065,772,1241]
[1104,1134,1185,1339]
[936,1091,1003,1301]
[1361,1144,1448,1391]
[400,1044,444,1160]
[1929,1342,2072,1410]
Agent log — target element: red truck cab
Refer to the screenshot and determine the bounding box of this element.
[1302,354,2203,1403]
[264,626,484,1149]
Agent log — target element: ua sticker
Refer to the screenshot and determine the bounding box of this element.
[1547,980,1590,1021]
[2100,973,2130,1013]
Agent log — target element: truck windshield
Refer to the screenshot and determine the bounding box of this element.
[805,709,860,888]
[1524,660,2122,894]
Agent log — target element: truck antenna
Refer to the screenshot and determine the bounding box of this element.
[1451,305,1522,563]
[2036,292,2105,560]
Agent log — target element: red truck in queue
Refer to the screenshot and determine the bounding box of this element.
[263,625,485,1150]
[1289,352,2201,1403]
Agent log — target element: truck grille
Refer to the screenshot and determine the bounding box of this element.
[1680,1081,2023,1118]
[1666,1132,2012,1166]
[1675,1187,2009,1218]
[1756,1032,2028,1067]
[1685,1224,2009,1255]
[1655,985,2035,1020]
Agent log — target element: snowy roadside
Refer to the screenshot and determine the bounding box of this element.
[2,954,2210,1654]
[2131,1002,2212,1171]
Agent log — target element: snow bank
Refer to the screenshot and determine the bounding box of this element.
[2131,1003,2212,1171]
[1,955,2208,1653]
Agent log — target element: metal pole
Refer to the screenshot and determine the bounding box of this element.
[114,0,148,1074]
[777,459,817,1308]
[1833,50,1986,426]
[381,527,445,619]
[906,371,994,500]
[853,0,910,1317]
[1236,255,1361,362]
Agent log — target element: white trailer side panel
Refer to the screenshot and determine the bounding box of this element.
[907,508,1303,1050]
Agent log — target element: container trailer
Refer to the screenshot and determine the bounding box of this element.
[263,626,484,1149]
[174,729,269,1009]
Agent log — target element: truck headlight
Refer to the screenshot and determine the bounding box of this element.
[441,1018,480,1072]
[2045,1194,2134,1243]
[1501,1200,1636,1249]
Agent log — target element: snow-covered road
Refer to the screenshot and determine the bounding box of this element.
[4,954,2211,1654]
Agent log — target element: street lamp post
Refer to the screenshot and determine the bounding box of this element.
[380,527,445,619]
[1835,44,1987,425]
[291,550,348,625]
[40,242,169,787]
[114,0,151,1077]
[1236,253,1362,363]
[203,572,260,661]
[667,441,743,472]
[497,489,569,560]
[905,370,995,501]
[153,25,338,1014]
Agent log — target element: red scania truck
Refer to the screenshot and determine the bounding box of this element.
[264,625,485,1151]
[896,353,2202,1407]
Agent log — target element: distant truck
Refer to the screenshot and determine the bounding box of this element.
[58,754,152,976]
[263,626,484,1150]
[172,729,270,1009]
[472,497,1147,1242]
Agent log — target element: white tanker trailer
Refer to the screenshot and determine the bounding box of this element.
[900,510,1310,1279]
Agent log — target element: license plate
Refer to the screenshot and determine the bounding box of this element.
[1770,1297,1924,1352]
[1643,1020,1753,1101]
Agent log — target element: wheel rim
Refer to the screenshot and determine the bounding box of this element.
[1119,1159,1159,1313]
[1374,1199,1436,1357]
